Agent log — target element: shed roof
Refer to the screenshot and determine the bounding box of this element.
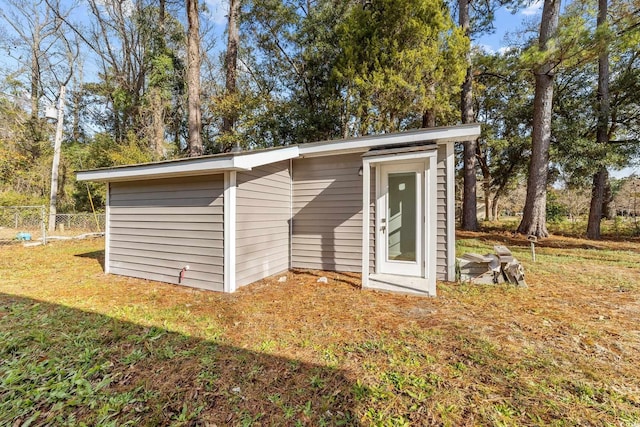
[77,124,480,182]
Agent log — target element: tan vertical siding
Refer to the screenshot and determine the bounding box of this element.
[109,175,224,291]
[235,161,291,287]
[292,154,364,272]
[436,146,448,280]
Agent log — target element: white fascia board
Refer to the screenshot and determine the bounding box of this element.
[233,146,299,169]
[76,157,239,182]
[77,146,300,183]
[299,124,481,157]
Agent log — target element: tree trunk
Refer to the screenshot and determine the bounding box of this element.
[421,81,437,128]
[31,47,40,120]
[151,0,166,159]
[587,169,608,238]
[491,193,500,221]
[602,180,612,219]
[223,0,240,143]
[484,177,491,221]
[517,0,561,238]
[459,0,478,231]
[186,0,203,156]
[151,88,165,159]
[421,109,436,128]
[48,86,66,232]
[586,0,610,239]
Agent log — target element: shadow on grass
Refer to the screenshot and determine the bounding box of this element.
[75,250,105,271]
[0,293,359,426]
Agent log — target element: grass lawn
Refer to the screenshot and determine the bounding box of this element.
[1,232,640,426]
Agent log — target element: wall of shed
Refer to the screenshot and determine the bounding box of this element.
[291,154,366,272]
[108,175,225,291]
[436,145,448,280]
[235,161,291,287]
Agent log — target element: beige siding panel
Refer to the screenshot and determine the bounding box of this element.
[292,154,364,273]
[111,219,224,231]
[436,146,448,280]
[111,233,221,248]
[290,260,363,273]
[110,206,222,215]
[110,190,219,202]
[110,228,221,240]
[293,236,362,247]
[111,240,223,257]
[235,161,291,288]
[236,192,290,204]
[109,174,224,291]
[293,224,363,234]
[236,225,289,237]
[110,251,222,271]
[111,213,223,223]
[236,239,289,257]
[110,178,218,194]
[111,262,220,290]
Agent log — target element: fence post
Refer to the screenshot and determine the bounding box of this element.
[41,206,47,245]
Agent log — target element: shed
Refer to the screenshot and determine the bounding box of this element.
[77,124,481,296]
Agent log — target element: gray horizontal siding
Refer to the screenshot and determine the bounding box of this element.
[235,161,291,287]
[292,154,363,273]
[109,175,224,291]
[436,145,447,280]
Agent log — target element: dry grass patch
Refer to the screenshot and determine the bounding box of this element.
[1,234,640,426]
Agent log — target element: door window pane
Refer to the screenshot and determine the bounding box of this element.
[387,172,416,262]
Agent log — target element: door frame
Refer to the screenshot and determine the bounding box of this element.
[376,162,424,276]
[361,149,438,294]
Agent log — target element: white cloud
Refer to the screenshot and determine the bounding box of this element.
[521,0,543,16]
[204,0,229,25]
[470,44,517,56]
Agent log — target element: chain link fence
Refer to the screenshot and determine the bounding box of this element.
[1,206,105,246]
[51,213,105,234]
[0,206,47,245]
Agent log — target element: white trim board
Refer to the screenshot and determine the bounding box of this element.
[104,182,111,274]
[224,171,237,293]
[300,124,480,157]
[77,146,300,183]
[361,163,371,288]
[445,141,456,281]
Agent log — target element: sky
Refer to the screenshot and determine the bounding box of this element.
[474,1,543,53]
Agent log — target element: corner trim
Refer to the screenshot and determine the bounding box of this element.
[427,154,438,296]
[224,171,237,293]
[445,141,456,281]
[104,182,111,274]
[361,161,371,288]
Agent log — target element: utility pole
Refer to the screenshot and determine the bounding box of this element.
[48,85,66,232]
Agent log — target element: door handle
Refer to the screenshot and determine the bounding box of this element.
[380,225,386,232]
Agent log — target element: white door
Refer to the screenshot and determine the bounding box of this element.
[377,163,423,276]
